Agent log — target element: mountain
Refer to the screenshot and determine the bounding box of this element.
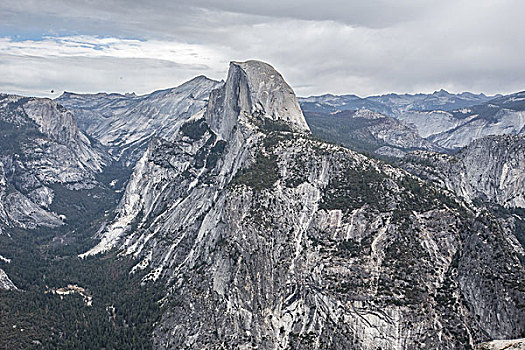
[56,91,140,133]
[302,91,525,152]
[402,134,525,209]
[57,76,222,165]
[299,90,493,118]
[427,92,525,149]
[398,91,525,150]
[368,89,494,116]
[399,134,525,254]
[299,94,393,115]
[304,108,442,157]
[299,90,499,154]
[0,93,125,303]
[0,94,113,233]
[0,96,158,348]
[81,60,524,349]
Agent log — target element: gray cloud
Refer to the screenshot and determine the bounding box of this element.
[1,0,524,97]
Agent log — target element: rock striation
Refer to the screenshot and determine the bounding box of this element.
[402,134,525,208]
[0,94,110,231]
[58,76,222,165]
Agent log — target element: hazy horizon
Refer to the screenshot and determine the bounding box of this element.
[1,1,524,98]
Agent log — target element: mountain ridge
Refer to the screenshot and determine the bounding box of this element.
[57,75,222,165]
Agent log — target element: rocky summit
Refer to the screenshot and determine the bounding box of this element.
[78,61,524,349]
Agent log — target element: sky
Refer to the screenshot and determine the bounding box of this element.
[1,0,524,98]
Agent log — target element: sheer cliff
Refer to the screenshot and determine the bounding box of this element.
[402,135,525,209]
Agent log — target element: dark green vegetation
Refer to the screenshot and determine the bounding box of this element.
[319,165,389,212]
[55,170,136,254]
[0,130,159,350]
[231,118,294,191]
[232,152,279,191]
[0,165,162,349]
[319,162,459,215]
[0,121,44,156]
[0,253,162,350]
[482,203,525,252]
[180,118,209,140]
[304,110,386,154]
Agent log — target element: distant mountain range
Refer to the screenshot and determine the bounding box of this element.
[299,89,496,117]
[300,90,525,156]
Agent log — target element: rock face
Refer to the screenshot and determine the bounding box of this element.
[206,61,309,139]
[58,76,222,165]
[56,92,140,133]
[0,268,17,290]
[0,253,16,290]
[0,94,110,231]
[475,338,525,350]
[0,162,62,230]
[84,61,525,349]
[402,135,525,208]
[397,110,465,138]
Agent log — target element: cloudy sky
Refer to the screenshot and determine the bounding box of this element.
[1,0,523,97]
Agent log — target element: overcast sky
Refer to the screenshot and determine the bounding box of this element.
[1,0,524,97]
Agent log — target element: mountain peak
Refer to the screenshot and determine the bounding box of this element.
[206,60,309,139]
[433,88,450,96]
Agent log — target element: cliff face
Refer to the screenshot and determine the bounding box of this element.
[82,61,525,349]
[403,135,525,209]
[205,60,309,140]
[0,94,111,232]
